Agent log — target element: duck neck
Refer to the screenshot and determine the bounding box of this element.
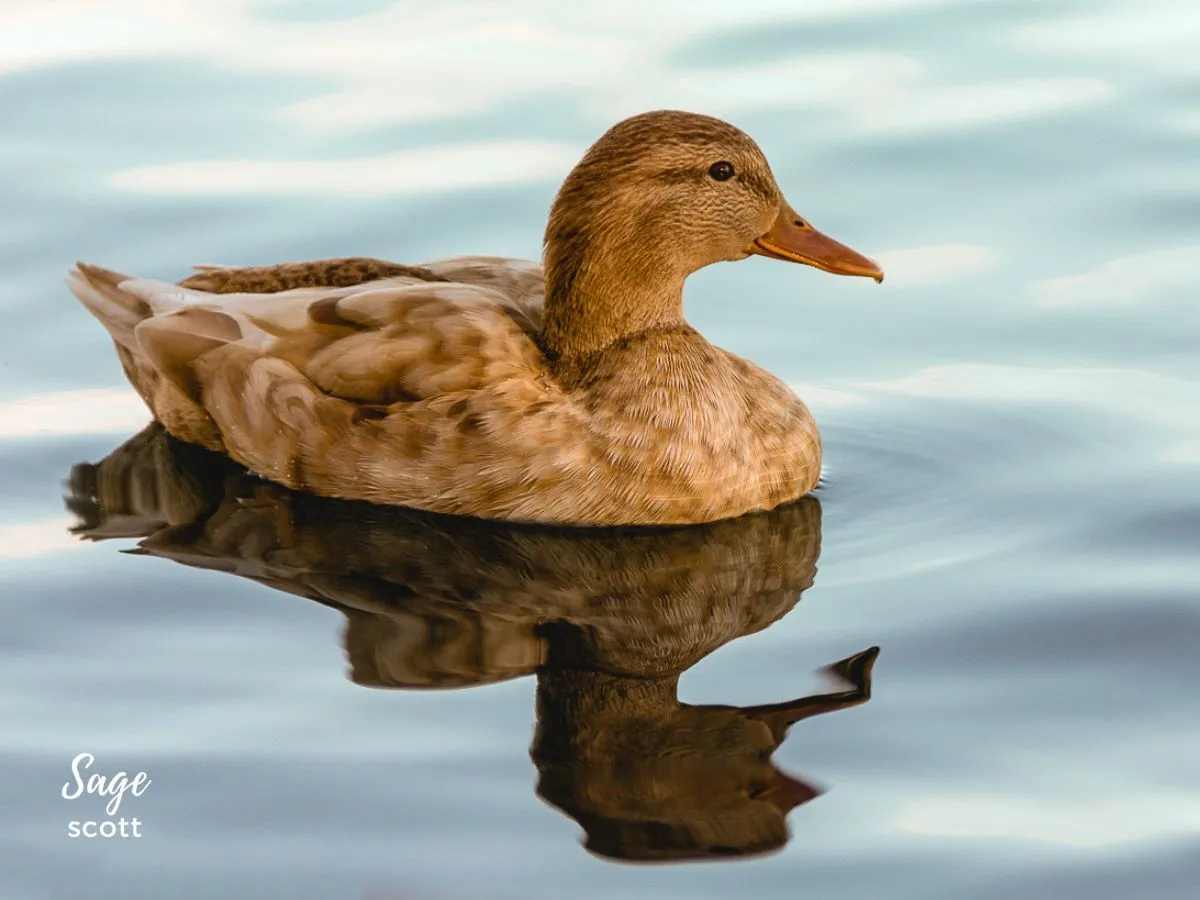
[540,227,687,362]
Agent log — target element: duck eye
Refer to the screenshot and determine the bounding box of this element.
[707,161,735,182]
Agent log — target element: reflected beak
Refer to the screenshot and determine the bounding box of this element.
[751,201,884,283]
[752,769,822,815]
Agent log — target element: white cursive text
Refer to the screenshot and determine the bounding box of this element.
[61,752,152,816]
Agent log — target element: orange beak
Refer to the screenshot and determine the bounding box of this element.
[751,200,884,283]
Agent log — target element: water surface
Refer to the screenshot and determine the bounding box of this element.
[1,1,1198,898]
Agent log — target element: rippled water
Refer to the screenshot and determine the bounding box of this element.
[2,1,1198,898]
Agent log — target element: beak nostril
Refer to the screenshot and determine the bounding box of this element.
[793,220,807,229]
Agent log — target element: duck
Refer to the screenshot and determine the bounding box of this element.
[67,110,883,526]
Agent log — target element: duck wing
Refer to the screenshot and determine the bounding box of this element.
[178,254,545,335]
[67,257,603,522]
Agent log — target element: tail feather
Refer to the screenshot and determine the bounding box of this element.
[65,263,234,452]
[66,262,165,350]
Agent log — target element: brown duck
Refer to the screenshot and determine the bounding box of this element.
[67,110,882,526]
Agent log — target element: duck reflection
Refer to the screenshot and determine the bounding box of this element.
[66,425,878,864]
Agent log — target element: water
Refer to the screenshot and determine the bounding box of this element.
[1,0,1198,897]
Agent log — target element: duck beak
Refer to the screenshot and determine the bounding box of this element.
[751,201,884,283]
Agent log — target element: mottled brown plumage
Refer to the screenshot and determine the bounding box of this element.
[66,110,883,525]
[67,424,878,863]
[178,257,452,293]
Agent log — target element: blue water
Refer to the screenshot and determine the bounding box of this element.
[2,1,1198,897]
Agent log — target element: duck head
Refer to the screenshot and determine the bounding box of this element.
[541,110,883,358]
